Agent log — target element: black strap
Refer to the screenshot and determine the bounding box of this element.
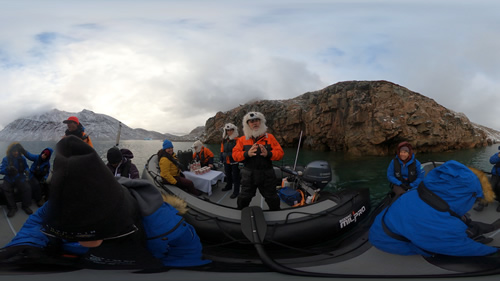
[417,182,463,221]
[382,183,470,243]
[146,217,185,240]
[380,193,435,256]
[158,149,185,171]
[381,200,410,242]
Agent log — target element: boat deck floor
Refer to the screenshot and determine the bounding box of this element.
[199,180,295,211]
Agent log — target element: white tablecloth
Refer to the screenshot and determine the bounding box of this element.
[183,170,225,196]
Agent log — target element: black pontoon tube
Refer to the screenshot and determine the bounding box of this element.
[240,206,500,279]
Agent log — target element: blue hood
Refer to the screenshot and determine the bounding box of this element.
[423,160,482,216]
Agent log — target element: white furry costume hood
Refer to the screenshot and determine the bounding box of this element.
[222,123,239,140]
[242,112,267,139]
[192,140,203,153]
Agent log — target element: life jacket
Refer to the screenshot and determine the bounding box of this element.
[494,163,500,176]
[194,149,206,163]
[241,135,273,170]
[33,161,50,180]
[393,158,417,184]
[222,138,238,163]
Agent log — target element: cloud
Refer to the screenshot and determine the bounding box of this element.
[0,0,499,134]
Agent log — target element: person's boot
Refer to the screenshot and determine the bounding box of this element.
[221,184,232,191]
[22,207,33,215]
[7,208,17,218]
[492,218,500,230]
[496,205,500,212]
[474,202,487,212]
[37,199,45,207]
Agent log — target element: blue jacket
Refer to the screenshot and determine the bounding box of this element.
[24,148,53,181]
[386,154,425,189]
[0,156,29,183]
[490,152,500,176]
[370,160,497,257]
[4,178,210,268]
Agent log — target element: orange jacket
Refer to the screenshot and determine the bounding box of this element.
[82,133,93,147]
[192,146,214,166]
[62,133,93,147]
[233,133,283,170]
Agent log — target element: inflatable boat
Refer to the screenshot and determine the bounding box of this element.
[141,153,371,249]
[1,161,500,281]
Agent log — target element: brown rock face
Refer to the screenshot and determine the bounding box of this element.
[203,80,497,156]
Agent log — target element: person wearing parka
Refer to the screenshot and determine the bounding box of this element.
[159,139,200,196]
[24,147,53,206]
[386,141,425,196]
[106,147,140,179]
[369,160,499,257]
[0,142,32,217]
[489,151,500,212]
[474,151,500,212]
[232,112,284,211]
[220,123,241,199]
[0,136,210,269]
[62,116,93,147]
[192,140,214,168]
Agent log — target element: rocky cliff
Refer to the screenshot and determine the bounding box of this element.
[203,80,500,156]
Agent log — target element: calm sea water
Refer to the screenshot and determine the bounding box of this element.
[2,140,499,205]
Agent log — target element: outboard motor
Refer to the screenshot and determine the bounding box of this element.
[301,160,332,189]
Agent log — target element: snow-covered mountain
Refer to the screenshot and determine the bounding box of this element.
[0,109,203,142]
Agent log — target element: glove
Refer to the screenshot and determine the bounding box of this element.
[0,245,45,264]
[6,166,18,177]
[401,183,411,191]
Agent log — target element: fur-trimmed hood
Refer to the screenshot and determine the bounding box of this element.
[162,193,188,215]
[222,123,239,140]
[242,111,267,139]
[6,142,23,156]
[192,140,203,153]
[396,141,414,164]
[469,167,495,204]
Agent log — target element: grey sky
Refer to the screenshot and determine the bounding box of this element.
[1,0,499,135]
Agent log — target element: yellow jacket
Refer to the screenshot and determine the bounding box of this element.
[159,153,181,185]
